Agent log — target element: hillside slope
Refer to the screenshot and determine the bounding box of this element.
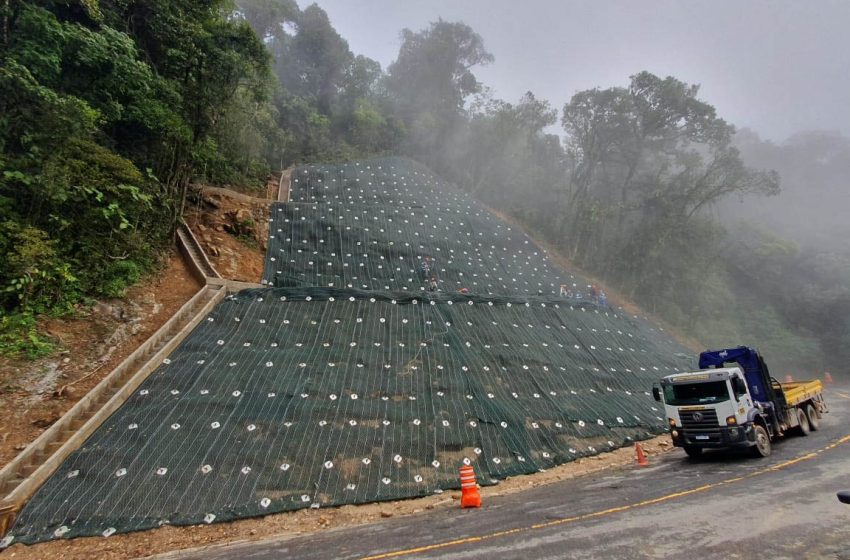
[6,158,693,545]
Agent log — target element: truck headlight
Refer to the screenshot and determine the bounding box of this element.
[668,418,677,428]
[726,416,737,426]
[728,427,740,439]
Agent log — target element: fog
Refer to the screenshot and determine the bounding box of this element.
[725,128,850,250]
[309,0,850,142]
[241,0,850,375]
[7,0,849,374]
[280,0,850,371]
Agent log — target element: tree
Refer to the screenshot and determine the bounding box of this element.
[235,0,298,43]
[560,72,779,292]
[385,20,493,122]
[276,3,352,114]
[0,0,276,353]
[455,92,563,210]
[384,19,492,166]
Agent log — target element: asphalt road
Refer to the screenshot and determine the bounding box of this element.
[166,384,850,560]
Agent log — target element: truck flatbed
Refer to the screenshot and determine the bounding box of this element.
[776,380,823,408]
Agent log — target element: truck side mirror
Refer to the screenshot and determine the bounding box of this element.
[652,386,661,402]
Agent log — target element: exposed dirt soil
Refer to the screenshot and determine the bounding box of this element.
[0,252,202,467]
[2,438,676,560]
[183,185,271,283]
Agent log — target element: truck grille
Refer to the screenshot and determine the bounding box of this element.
[680,409,719,429]
[680,409,722,445]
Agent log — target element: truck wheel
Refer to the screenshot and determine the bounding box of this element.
[751,425,771,458]
[806,404,820,431]
[797,408,810,436]
[683,446,702,459]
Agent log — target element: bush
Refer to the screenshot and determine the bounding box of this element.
[0,221,78,313]
[98,259,142,298]
[0,313,54,359]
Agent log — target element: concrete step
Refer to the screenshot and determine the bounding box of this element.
[2,478,24,495]
[17,464,36,477]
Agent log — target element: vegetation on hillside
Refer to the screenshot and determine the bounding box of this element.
[2,0,846,373]
[0,0,270,355]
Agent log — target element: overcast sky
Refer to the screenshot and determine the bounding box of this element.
[304,0,850,142]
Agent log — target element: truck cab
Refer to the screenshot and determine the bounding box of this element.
[653,346,826,458]
[657,367,761,457]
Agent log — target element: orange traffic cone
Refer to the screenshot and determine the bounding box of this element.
[825,372,834,384]
[459,464,481,508]
[635,443,649,467]
[784,375,794,383]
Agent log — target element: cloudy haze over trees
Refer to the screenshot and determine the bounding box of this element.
[2,0,848,373]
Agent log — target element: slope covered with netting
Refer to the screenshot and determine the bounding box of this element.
[5,157,694,546]
[9,289,690,543]
[264,157,587,296]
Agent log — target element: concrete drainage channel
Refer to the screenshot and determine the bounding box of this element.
[177,222,221,282]
[279,168,292,202]
[0,223,259,536]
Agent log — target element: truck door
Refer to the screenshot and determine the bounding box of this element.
[730,372,751,425]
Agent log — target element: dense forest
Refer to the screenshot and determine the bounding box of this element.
[1,0,846,374]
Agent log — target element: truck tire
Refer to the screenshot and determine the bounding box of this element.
[751,425,771,458]
[683,446,702,459]
[806,404,820,431]
[797,408,810,436]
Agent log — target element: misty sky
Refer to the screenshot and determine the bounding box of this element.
[305,0,850,142]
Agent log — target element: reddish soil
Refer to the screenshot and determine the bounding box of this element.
[0,252,202,467]
[183,185,271,284]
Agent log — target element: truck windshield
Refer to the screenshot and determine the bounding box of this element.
[663,381,730,406]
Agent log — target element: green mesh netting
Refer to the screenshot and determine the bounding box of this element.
[264,157,588,296]
[5,158,693,546]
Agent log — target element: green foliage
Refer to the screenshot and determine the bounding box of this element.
[1,0,277,356]
[2,0,835,375]
[422,67,828,371]
[385,20,493,124]
[0,313,55,360]
[276,3,352,113]
[383,20,493,168]
[0,59,100,154]
[721,224,850,369]
[0,221,77,312]
[98,260,142,298]
[234,1,405,166]
[348,100,399,153]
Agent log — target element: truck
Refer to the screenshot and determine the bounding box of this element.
[652,346,827,458]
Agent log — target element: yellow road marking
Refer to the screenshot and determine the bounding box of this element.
[360,434,850,560]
